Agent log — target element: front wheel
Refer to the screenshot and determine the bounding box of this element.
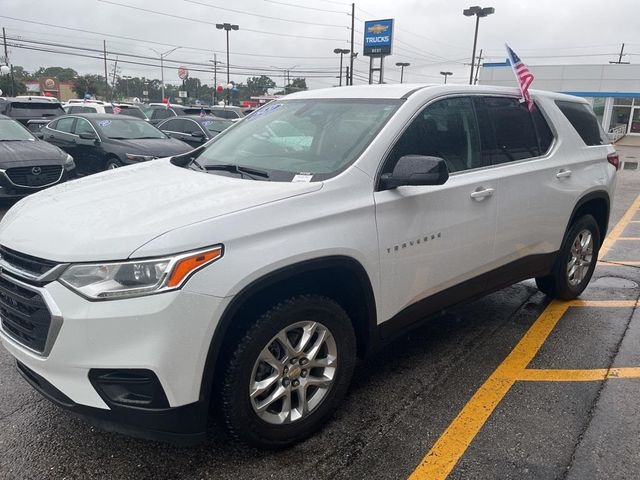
[104,158,123,171]
[536,214,600,299]
[219,294,356,449]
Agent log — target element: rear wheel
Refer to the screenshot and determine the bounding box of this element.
[219,294,356,449]
[536,214,600,299]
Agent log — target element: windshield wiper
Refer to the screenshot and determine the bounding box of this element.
[0,139,24,142]
[204,163,270,180]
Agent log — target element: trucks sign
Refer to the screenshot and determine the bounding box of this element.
[363,19,394,56]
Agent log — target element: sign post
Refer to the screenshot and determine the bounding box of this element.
[363,19,394,84]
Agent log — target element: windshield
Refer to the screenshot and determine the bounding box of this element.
[197,99,399,180]
[202,119,233,133]
[0,119,36,141]
[95,118,167,139]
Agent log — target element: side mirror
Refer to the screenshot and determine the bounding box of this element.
[34,131,44,139]
[379,155,449,190]
[191,130,206,139]
[78,131,98,141]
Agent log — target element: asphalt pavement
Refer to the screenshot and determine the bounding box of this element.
[0,170,639,480]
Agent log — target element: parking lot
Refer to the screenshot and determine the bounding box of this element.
[0,169,638,480]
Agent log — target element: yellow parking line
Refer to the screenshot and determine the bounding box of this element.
[408,197,640,480]
[618,237,640,241]
[568,299,638,308]
[407,301,569,480]
[518,368,640,382]
[600,194,640,257]
[602,261,640,266]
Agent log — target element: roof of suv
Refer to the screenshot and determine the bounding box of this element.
[285,84,589,103]
[55,113,145,121]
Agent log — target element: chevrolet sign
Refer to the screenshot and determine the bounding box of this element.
[363,18,394,56]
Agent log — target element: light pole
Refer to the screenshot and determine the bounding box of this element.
[395,62,410,83]
[463,6,494,85]
[440,71,453,84]
[150,47,180,101]
[333,48,350,86]
[216,23,239,105]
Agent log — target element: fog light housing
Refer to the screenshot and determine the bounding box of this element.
[89,369,169,409]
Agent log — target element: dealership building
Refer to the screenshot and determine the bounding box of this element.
[479,63,640,141]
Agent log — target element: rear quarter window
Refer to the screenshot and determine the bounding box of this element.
[555,100,609,146]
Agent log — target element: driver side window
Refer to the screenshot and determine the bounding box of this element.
[384,97,482,174]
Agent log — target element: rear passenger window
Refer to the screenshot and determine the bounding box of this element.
[475,97,540,164]
[54,117,75,133]
[531,107,554,153]
[555,101,609,146]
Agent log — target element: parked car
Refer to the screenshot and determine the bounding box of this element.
[25,119,50,134]
[0,114,74,197]
[64,102,147,120]
[41,113,191,174]
[158,115,233,147]
[209,105,245,120]
[143,104,187,125]
[0,85,616,449]
[0,97,65,126]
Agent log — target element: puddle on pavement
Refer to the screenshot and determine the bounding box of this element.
[590,276,639,289]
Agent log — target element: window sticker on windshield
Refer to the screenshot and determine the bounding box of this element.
[246,103,283,120]
[98,120,112,127]
[292,173,313,183]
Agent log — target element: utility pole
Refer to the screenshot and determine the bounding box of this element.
[103,40,109,99]
[2,28,15,96]
[349,2,355,85]
[609,43,630,64]
[473,49,483,84]
[213,53,217,104]
[110,57,119,98]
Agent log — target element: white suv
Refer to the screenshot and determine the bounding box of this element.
[0,84,617,448]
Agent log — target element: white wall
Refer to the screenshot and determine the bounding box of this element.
[478,64,640,93]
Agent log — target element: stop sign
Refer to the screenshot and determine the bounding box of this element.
[178,66,189,80]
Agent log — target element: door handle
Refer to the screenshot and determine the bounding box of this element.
[470,187,495,200]
[556,169,572,178]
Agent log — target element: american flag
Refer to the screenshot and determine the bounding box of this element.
[163,97,171,110]
[506,44,535,111]
[111,103,122,115]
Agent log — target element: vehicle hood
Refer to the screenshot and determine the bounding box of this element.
[0,159,322,262]
[0,140,67,165]
[108,138,192,157]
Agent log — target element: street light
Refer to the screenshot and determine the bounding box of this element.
[216,23,239,105]
[333,48,350,87]
[150,47,180,101]
[463,6,494,85]
[395,62,410,83]
[440,71,453,84]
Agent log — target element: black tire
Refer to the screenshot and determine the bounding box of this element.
[219,294,356,449]
[536,214,600,299]
[104,157,123,171]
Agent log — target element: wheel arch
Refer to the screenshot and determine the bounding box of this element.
[567,190,611,242]
[199,255,378,404]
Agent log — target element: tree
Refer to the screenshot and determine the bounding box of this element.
[73,74,107,99]
[286,77,307,95]
[32,67,78,82]
[245,75,276,97]
[0,75,26,96]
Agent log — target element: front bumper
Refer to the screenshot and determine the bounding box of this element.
[0,277,229,444]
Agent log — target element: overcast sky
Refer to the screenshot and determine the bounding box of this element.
[1,0,639,90]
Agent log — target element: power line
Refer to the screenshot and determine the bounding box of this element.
[183,0,347,27]
[0,15,340,59]
[96,1,349,42]
[263,0,347,14]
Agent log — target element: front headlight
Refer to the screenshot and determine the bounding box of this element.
[126,153,157,162]
[64,154,75,171]
[59,246,223,300]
